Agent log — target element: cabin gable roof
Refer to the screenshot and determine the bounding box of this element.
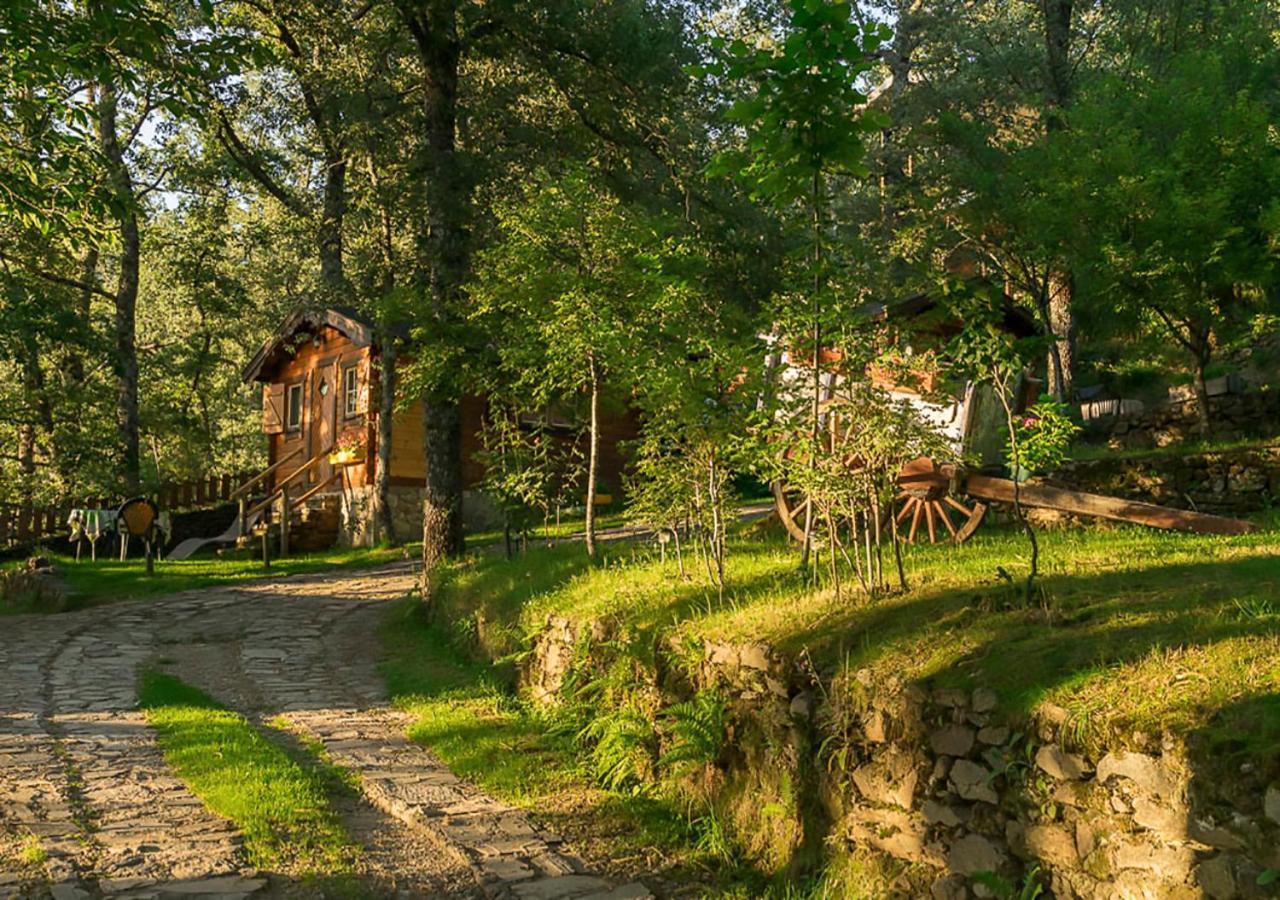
[242,305,377,383]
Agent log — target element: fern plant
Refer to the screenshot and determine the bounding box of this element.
[577,707,656,792]
[660,689,728,775]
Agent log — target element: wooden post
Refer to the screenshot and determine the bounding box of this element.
[261,515,271,569]
[238,496,248,540]
[145,537,154,576]
[280,485,291,558]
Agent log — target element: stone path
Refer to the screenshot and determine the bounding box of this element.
[1,564,651,899]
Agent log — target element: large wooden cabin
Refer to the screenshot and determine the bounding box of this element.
[242,306,638,546]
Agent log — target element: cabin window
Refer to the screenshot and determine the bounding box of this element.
[344,365,360,418]
[286,383,303,431]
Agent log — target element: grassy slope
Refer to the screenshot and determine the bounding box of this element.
[378,601,723,889]
[138,672,357,878]
[1,544,415,613]
[429,517,1280,763]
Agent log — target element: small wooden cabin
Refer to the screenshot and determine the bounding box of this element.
[242,306,637,546]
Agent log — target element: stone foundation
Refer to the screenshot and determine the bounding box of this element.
[518,624,1280,897]
[1056,445,1280,517]
[338,485,505,548]
[1102,389,1280,452]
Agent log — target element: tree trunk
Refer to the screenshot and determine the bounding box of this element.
[420,398,463,599]
[99,81,141,494]
[319,153,346,293]
[584,358,600,557]
[1041,1,1078,401]
[1046,272,1077,399]
[1192,357,1213,435]
[64,246,98,388]
[399,0,469,581]
[375,340,398,544]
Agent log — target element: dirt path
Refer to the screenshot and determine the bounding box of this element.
[0,564,650,899]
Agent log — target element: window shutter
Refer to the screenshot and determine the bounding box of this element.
[262,383,285,434]
[358,360,371,413]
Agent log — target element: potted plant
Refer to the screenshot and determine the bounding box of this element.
[1006,396,1080,481]
[329,431,367,466]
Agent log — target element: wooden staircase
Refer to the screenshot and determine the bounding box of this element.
[231,445,344,556]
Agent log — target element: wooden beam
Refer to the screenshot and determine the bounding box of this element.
[963,475,1257,536]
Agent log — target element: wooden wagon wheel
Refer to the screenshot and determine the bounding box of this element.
[771,399,856,543]
[891,457,987,544]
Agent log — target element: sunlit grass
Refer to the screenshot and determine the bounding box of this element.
[429,515,1280,759]
[378,600,712,876]
[138,672,357,876]
[3,543,416,613]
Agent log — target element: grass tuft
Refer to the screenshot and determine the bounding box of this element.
[138,672,356,876]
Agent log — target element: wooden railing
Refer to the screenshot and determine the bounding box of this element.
[1,470,258,551]
[240,445,338,555]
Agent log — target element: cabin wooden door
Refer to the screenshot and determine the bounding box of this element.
[315,360,338,486]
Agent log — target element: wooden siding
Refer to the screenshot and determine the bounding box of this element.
[265,325,373,493]
[258,323,639,498]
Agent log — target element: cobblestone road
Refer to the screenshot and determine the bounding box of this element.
[0,564,650,900]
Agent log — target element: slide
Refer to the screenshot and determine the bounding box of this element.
[167,510,261,561]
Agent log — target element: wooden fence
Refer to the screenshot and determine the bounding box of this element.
[1,471,256,550]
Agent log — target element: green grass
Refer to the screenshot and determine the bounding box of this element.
[464,509,631,549]
[3,543,415,613]
[1070,433,1280,462]
[138,672,357,876]
[378,599,719,883]
[428,514,1280,768]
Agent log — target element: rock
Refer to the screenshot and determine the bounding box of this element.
[852,747,919,810]
[1196,856,1237,900]
[155,876,268,896]
[789,692,812,720]
[947,833,1007,876]
[931,875,968,900]
[971,688,998,713]
[949,759,998,805]
[1109,836,1195,879]
[1132,796,1188,842]
[738,643,771,672]
[863,709,888,743]
[1037,702,1070,732]
[976,726,1009,746]
[49,884,90,900]
[1266,785,1280,825]
[1035,744,1090,781]
[1188,817,1246,851]
[934,688,970,709]
[1096,750,1178,800]
[922,799,967,828]
[845,806,935,864]
[1075,820,1095,859]
[1024,824,1078,868]
[931,725,977,758]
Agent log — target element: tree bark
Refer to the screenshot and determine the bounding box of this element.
[398,0,470,583]
[99,81,142,494]
[1047,271,1077,399]
[1192,355,1213,435]
[319,153,347,293]
[1041,0,1078,399]
[420,398,463,597]
[375,340,398,544]
[584,357,600,557]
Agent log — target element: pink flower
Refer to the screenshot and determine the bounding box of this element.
[1021,415,1041,428]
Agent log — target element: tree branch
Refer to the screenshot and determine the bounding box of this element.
[216,110,311,218]
[0,250,116,301]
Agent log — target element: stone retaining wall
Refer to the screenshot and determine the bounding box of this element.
[1104,390,1280,452]
[1056,446,1280,517]
[519,624,1280,897]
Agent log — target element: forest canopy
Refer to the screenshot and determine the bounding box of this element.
[3,0,1279,557]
